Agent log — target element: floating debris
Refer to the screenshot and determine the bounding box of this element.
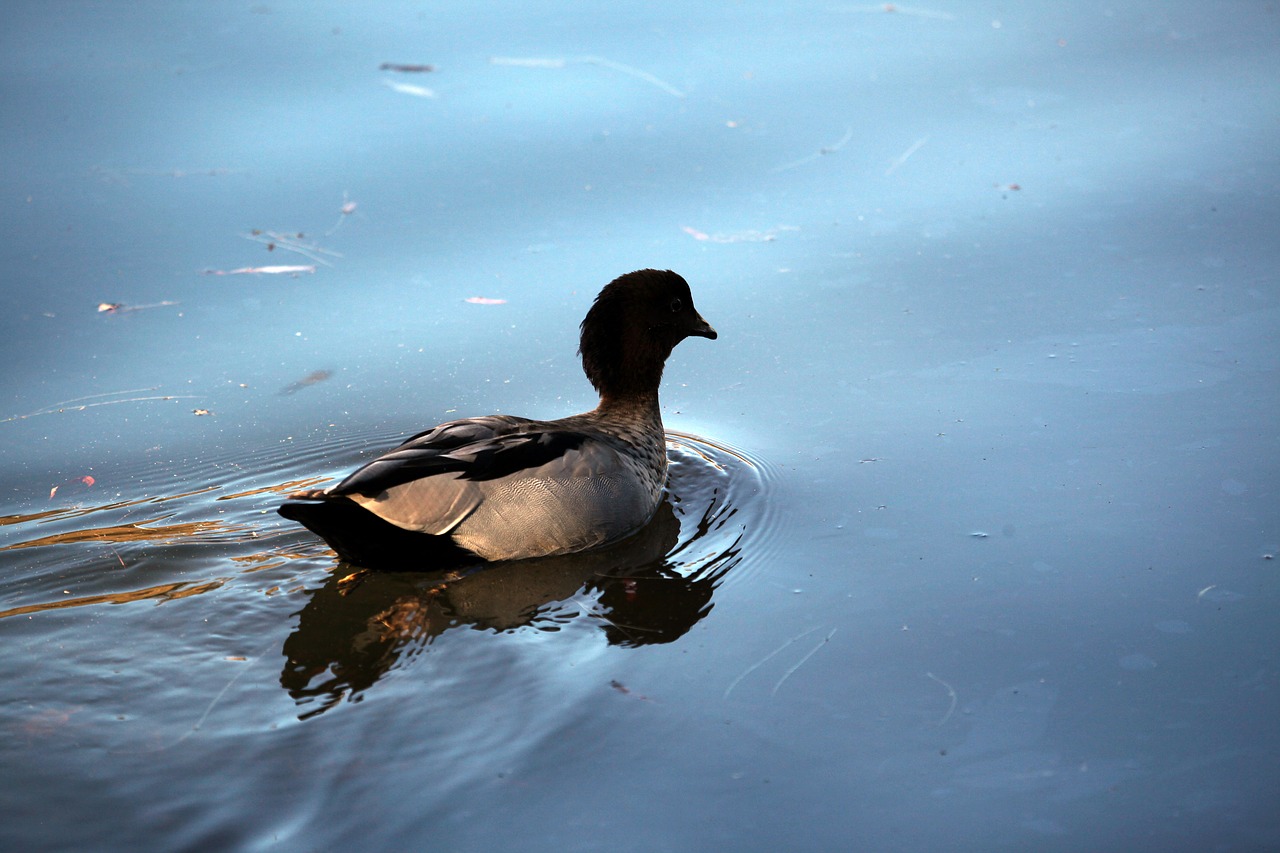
[280,370,334,396]
[772,629,837,696]
[609,680,652,701]
[724,625,822,699]
[490,54,685,97]
[97,300,179,315]
[325,193,359,236]
[837,3,955,20]
[49,475,95,500]
[382,79,437,98]
[465,296,507,305]
[3,388,199,424]
[490,56,568,68]
[380,62,434,73]
[242,230,341,267]
[203,265,316,276]
[885,136,929,176]
[1197,585,1244,603]
[773,126,855,172]
[925,671,958,726]
[681,224,799,243]
[90,165,242,186]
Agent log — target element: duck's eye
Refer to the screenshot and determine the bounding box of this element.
[669,297,683,313]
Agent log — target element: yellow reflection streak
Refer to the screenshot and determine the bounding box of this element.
[0,577,229,620]
[0,517,248,551]
[0,509,65,527]
[217,476,331,501]
[1,487,223,530]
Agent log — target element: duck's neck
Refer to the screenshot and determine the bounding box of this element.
[591,390,664,429]
[581,325,675,419]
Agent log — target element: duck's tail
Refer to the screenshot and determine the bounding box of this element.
[279,497,480,571]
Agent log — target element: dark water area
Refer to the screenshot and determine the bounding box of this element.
[3,2,1278,851]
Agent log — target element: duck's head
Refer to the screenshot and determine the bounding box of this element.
[579,269,717,402]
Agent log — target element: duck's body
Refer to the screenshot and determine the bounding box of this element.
[279,269,716,569]
[311,406,665,562]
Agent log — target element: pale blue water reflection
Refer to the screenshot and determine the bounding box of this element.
[2,2,1278,850]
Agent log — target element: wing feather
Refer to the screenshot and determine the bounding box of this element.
[349,438,651,558]
[326,416,613,540]
[329,416,589,496]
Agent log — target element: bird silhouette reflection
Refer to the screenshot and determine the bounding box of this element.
[280,499,740,718]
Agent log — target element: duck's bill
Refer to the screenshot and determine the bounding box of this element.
[690,315,718,340]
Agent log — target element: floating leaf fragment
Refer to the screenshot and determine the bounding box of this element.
[192,408,212,416]
[49,475,95,500]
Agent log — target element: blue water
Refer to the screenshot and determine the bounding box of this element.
[2,2,1278,850]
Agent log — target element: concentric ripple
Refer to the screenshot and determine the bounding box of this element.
[662,429,781,590]
[272,429,781,716]
[0,428,781,642]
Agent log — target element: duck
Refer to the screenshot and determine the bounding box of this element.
[278,268,717,569]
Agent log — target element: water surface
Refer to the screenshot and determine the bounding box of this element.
[2,2,1278,850]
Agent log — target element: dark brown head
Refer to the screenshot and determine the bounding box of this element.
[578,269,716,402]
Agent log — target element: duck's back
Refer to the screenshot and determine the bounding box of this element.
[325,415,666,561]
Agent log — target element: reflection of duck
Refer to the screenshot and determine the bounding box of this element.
[279,269,716,570]
[280,496,738,718]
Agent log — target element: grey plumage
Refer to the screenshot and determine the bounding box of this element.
[279,269,716,568]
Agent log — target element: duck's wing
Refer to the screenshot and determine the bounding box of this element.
[319,416,604,536]
[330,416,590,494]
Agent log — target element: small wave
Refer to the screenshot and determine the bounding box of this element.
[664,430,781,590]
[0,430,781,659]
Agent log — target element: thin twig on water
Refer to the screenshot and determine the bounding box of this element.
[121,640,272,754]
[3,389,200,424]
[579,56,685,97]
[925,671,957,726]
[771,628,837,696]
[490,55,685,98]
[241,231,341,267]
[98,301,180,315]
[885,136,929,176]
[772,126,855,172]
[723,626,821,699]
[836,4,955,21]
